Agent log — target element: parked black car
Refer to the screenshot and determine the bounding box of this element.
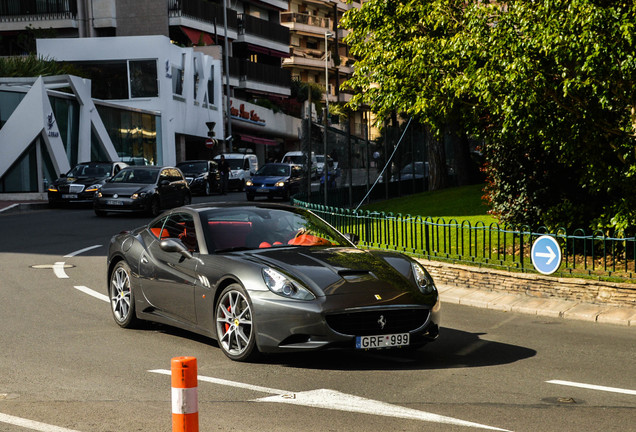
[176,160,220,196]
[94,166,190,217]
[48,161,128,207]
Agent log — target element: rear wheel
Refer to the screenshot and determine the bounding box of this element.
[215,284,259,362]
[204,181,211,196]
[109,261,139,328]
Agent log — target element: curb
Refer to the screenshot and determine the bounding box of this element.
[438,284,636,327]
[0,202,50,215]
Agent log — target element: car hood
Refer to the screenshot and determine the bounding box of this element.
[100,182,153,195]
[180,170,205,176]
[246,247,425,303]
[251,175,288,183]
[53,176,106,186]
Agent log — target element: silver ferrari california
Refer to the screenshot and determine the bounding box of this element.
[107,203,441,361]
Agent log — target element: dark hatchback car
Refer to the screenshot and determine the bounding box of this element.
[245,163,303,201]
[176,160,220,196]
[94,166,191,217]
[48,161,128,207]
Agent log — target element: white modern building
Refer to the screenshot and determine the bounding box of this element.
[0,35,303,193]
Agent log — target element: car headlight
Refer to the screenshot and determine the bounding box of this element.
[275,181,286,188]
[85,184,101,192]
[131,192,148,200]
[262,268,315,300]
[245,180,253,187]
[411,262,436,294]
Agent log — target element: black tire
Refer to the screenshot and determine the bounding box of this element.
[215,284,259,362]
[109,261,139,328]
[182,193,191,206]
[237,180,245,192]
[204,181,211,196]
[149,196,161,217]
[246,193,254,201]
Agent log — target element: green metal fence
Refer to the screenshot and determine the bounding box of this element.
[292,198,636,282]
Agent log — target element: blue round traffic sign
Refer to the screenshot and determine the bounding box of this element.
[531,235,562,275]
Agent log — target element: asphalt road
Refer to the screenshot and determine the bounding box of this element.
[0,191,634,432]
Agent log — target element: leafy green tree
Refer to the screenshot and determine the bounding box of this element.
[0,54,79,77]
[341,0,636,233]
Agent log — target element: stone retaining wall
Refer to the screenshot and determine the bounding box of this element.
[417,258,636,308]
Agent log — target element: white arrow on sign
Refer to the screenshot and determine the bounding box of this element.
[535,246,556,265]
[149,369,511,431]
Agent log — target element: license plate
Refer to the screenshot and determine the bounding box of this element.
[62,194,78,199]
[107,199,124,205]
[256,188,268,193]
[355,333,409,349]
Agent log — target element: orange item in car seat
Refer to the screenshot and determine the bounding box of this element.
[259,242,272,248]
[287,234,331,246]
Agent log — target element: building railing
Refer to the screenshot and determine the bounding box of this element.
[238,13,289,46]
[168,0,238,31]
[280,12,330,30]
[292,197,636,282]
[0,0,77,20]
[240,60,291,88]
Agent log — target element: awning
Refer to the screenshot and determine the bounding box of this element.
[181,26,214,46]
[239,134,279,146]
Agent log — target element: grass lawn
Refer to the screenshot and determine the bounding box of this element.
[361,183,498,226]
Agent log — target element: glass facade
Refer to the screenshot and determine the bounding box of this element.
[96,104,159,166]
[0,89,160,192]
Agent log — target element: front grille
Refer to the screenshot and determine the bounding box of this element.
[69,184,85,193]
[325,308,429,336]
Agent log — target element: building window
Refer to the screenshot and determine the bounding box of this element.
[172,67,184,95]
[207,65,215,106]
[129,60,158,98]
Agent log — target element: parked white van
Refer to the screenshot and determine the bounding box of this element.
[213,153,258,191]
[281,151,318,179]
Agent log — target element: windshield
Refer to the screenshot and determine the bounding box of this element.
[200,206,353,252]
[282,155,304,164]
[177,162,207,173]
[67,163,111,178]
[109,168,157,184]
[316,156,324,163]
[255,164,290,177]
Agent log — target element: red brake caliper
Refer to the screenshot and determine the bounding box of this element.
[224,304,231,333]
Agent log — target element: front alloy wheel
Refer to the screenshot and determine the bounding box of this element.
[215,284,259,361]
[109,261,138,328]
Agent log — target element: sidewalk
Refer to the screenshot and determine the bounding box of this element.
[1,197,634,327]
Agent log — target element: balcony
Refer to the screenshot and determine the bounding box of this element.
[239,14,289,46]
[283,47,334,72]
[168,0,238,32]
[280,12,331,37]
[0,0,77,29]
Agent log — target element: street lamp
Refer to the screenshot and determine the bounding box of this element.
[323,31,333,204]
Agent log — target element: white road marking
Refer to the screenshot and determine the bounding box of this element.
[149,369,511,431]
[74,285,109,303]
[64,245,102,257]
[53,262,69,279]
[0,412,82,432]
[547,380,636,396]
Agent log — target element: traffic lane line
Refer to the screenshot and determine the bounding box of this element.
[547,380,636,396]
[53,262,69,279]
[64,245,102,258]
[0,412,82,432]
[149,369,512,431]
[74,285,108,303]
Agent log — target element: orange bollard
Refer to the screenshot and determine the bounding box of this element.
[171,356,199,432]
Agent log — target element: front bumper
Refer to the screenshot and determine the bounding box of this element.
[250,291,440,354]
[94,196,151,213]
[245,185,288,199]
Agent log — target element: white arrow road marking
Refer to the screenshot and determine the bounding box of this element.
[547,380,636,396]
[149,369,511,431]
[53,262,69,279]
[0,412,82,432]
[74,286,109,303]
[535,246,556,265]
[64,245,102,257]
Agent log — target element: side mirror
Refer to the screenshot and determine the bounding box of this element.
[159,179,170,186]
[344,233,359,245]
[160,238,193,259]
